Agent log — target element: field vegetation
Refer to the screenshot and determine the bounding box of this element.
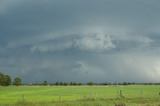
[0,85,160,106]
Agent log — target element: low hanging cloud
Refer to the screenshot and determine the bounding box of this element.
[30,41,73,52]
[29,32,154,53]
[30,33,115,53]
[112,34,153,43]
[75,34,115,52]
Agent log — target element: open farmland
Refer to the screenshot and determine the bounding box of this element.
[0,85,160,106]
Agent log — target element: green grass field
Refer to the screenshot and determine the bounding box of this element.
[0,85,160,106]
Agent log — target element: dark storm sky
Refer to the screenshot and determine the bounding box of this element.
[0,0,160,83]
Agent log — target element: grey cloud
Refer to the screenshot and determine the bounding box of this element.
[1,50,160,83]
[88,52,160,82]
[30,41,73,52]
[0,0,160,83]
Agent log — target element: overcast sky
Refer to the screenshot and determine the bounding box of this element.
[0,0,160,83]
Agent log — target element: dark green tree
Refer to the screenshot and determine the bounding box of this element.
[43,81,48,85]
[70,82,73,85]
[73,82,77,86]
[63,82,68,86]
[59,82,63,85]
[123,82,128,85]
[13,77,22,86]
[55,82,59,86]
[77,82,82,86]
[0,72,5,86]
[87,82,93,86]
[4,75,11,86]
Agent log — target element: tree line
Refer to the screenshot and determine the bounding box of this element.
[1,72,160,86]
[32,81,160,86]
[42,81,82,86]
[0,72,22,86]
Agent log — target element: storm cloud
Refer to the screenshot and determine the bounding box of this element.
[0,0,160,83]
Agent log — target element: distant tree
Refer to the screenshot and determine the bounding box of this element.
[131,82,136,85]
[13,77,22,86]
[0,72,5,86]
[70,82,73,85]
[87,82,93,86]
[127,82,131,85]
[63,82,68,86]
[123,82,128,85]
[0,73,12,86]
[4,75,11,86]
[118,83,122,85]
[104,82,107,85]
[55,82,59,86]
[77,82,82,86]
[114,83,117,85]
[59,82,63,85]
[43,81,48,85]
[73,82,77,86]
[99,82,112,85]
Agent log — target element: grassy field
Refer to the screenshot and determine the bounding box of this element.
[0,85,160,106]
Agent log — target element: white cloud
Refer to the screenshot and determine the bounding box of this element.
[30,33,115,53]
[30,41,73,52]
[111,33,153,44]
[75,34,115,52]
